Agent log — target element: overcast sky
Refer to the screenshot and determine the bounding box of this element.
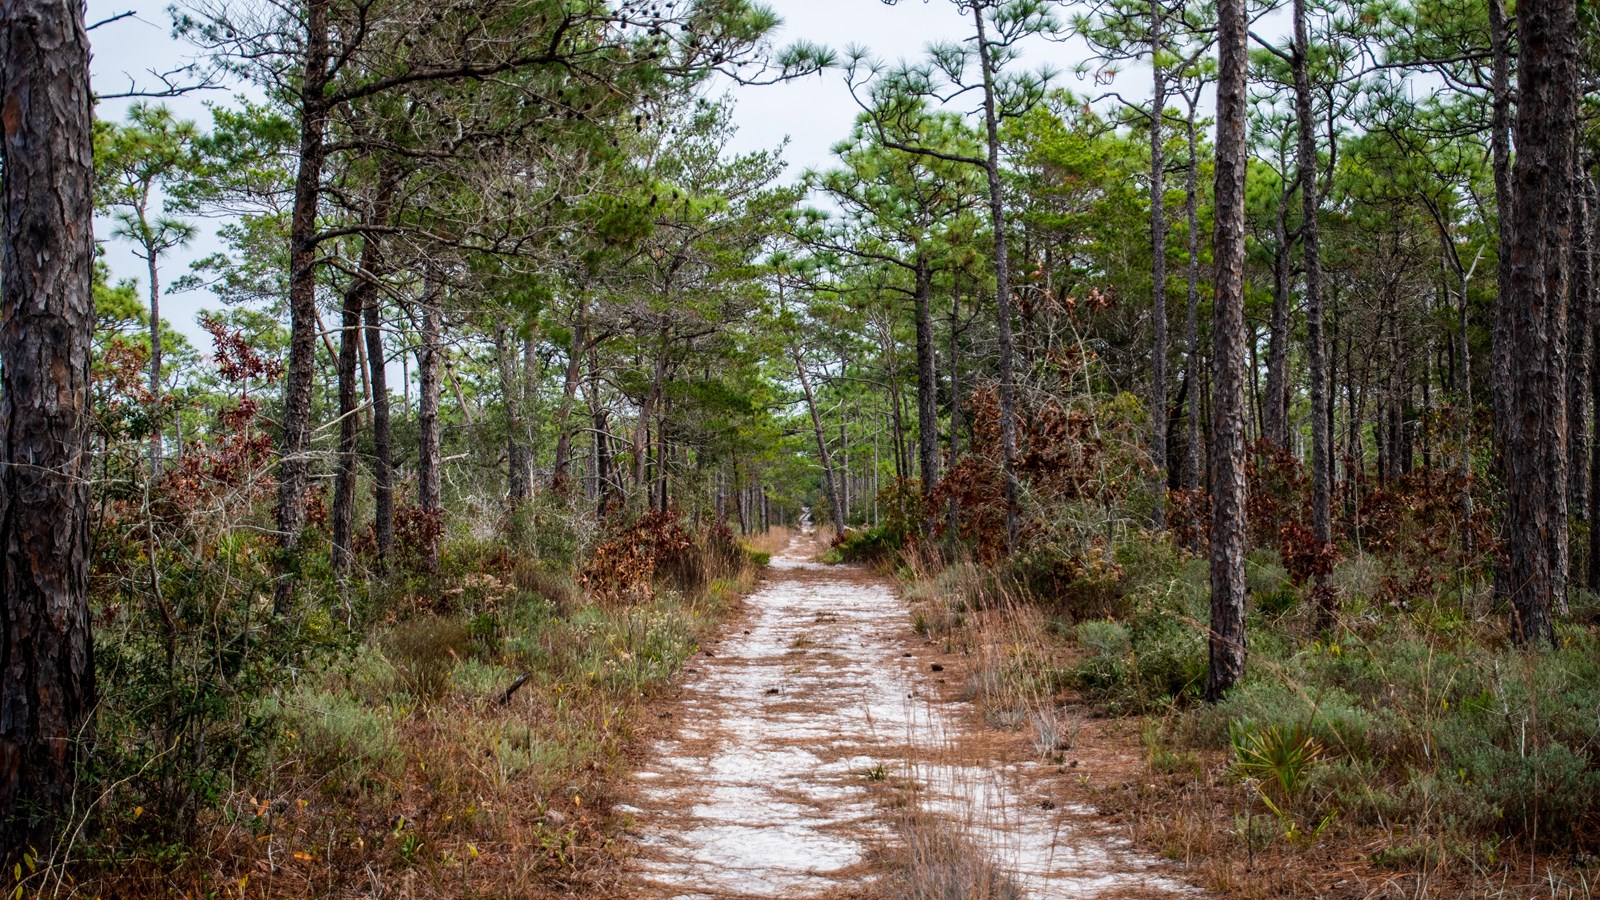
[85,0,1144,344]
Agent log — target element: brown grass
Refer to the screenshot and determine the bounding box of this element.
[48,543,763,899]
[746,525,796,558]
[896,549,1600,900]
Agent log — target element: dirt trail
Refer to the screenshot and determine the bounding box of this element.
[621,536,1196,899]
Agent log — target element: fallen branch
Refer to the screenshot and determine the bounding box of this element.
[499,673,533,706]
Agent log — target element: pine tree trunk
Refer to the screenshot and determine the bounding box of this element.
[552,300,587,492]
[1263,200,1292,450]
[589,350,615,514]
[273,0,331,614]
[1487,0,1514,477]
[1148,9,1170,528]
[147,252,164,476]
[1494,0,1578,644]
[495,323,531,504]
[417,279,444,571]
[1568,170,1593,520]
[1182,111,1205,495]
[1205,0,1250,703]
[1586,169,1600,591]
[913,261,941,536]
[783,278,846,535]
[363,275,394,569]
[0,0,97,850]
[973,5,1022,551]
[1294,0,1335,629]
[332,170,397,574]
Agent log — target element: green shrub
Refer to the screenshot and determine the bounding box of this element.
[272,687,401,797]
[833,524,903,564]
[385,617,471,702]
[1072,620,1131,690]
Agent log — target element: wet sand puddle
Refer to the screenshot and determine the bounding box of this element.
[624,540,1196,899]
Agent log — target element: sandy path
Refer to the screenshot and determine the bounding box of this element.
[621,538,1196,899]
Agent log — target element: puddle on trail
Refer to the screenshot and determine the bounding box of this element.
[624,539,1196,899]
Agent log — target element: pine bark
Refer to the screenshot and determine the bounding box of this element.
[1487,0,1514,455]
[0,0,97,850]
[363,276,394,569]
[147,253,164,476]
[551,300,587,492]
[273,0,331,613]
[1586,170,1600,592]
[1263,198,1292,450]
[1182,111,1205,494]
[973,5,1022,551]
[417,279,444,570]
[332,170,397,574]
[1494,0,1578,644]
[913,261,941,536]
[1294,0,1334,629]
[495,323,531,504]
[1567,168,1593,520]
[1205,0,1250,703]
[1148,1,1170,528]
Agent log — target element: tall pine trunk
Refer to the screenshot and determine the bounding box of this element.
[1263,196,1292,450]
[1148,3,1170,528]
[973,5,1022,551]
[1294,0,1335,629]
[1494,0,1578,644]
[495,322,532,504]
[1487,0,1514,456]
[332,169,397,574]
[913,261,941,536]
[363,274,394,569]
[417,278,444,571]
[1205,0,1250,702]
[0,0,97,850]
[273,0,331,614]
[147,252,164,476]
[1182,109,1205,495]
[551,299,587,492]
[1568,168,1593,521]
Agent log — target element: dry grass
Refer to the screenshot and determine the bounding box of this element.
[51,545,762,899]
[746,525,795,558]
[896,546,1600,900]
[877,808,1027,900]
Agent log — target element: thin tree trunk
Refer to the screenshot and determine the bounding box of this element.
[1587,167,1600,589]
[1149,8,1170,528]
[495,322,531,504]
[0,0,97,850]
[1488,0,1514,449]
[1206,0,1250,703]
[973,5,1022,551]
[948,293,965,534]
[1568,168,1593,520]
[417,277,444,571]
[1294,0,1335,630]
[913,261,941,536]
[1495,0,1578,644]
[332,168,397,574]
[1586,170,1600,591]
[1263,198,1292,449]
[273,0,332,614]
[147,252,164,476]
[783,278,846,535]
[589,349,616,514]
[1183,107,1205,494]
[552,300,588,492]
[363,272,394,570]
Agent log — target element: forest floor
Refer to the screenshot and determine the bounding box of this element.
[611,533,1195,899]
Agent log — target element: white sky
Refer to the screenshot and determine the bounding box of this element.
[85,0,1134,344]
